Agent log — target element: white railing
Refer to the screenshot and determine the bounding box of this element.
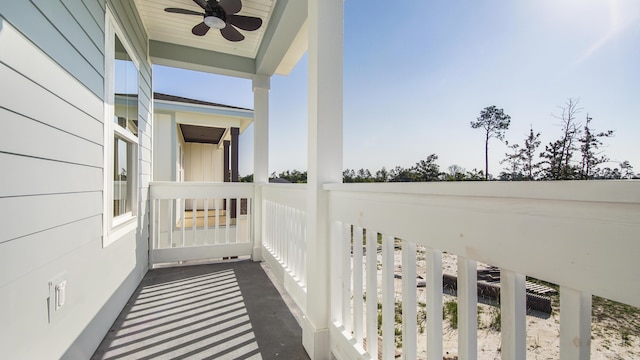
[324,181,640,360]
[261,183,308,312]
[149,182,254,267]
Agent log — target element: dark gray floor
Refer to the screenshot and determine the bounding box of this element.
[92,261,310,360]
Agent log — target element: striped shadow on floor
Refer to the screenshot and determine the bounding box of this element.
[92,261,309,360]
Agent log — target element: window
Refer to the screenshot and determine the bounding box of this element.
[112,34,138,219]
[104,10,140,246]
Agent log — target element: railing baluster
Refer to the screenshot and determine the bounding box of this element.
[301,211,307,286]
[274,203,279,259]
[365,229,378,360]
[353,226,364,346]
[402,240,417,359]
[284,206,290,266]
[501,269,526,359]
[457,256,478,360]
[382,234,394,360]
[151,199,158,259]
[235,197,239,244]
[246,197,252,244]
[560,286,592,359]
[293,208,299,277]
[153,199,158,249]
[180,198,185,247]
[168,199,173,247]
[225,197,230,244]
[274,202,278,253]
[214,197,219,244]
[342,223,352,334]
[426,248,443,360]
[192,198,197,245]
[204,198,209,244]
[330,220,343,323]
[267,201,272,250]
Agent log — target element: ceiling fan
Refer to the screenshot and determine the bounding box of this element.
[165,0,262,42]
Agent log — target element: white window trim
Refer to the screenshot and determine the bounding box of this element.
[103,8,141,247]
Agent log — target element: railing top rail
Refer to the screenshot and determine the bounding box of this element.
[261,183,307,209]
[150,181,255,186]
[260,183,307,190]
[150,181,254,199]
[324,180,640,204]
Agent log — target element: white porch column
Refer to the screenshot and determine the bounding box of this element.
[305,0,343,359]
[252,75,270,261]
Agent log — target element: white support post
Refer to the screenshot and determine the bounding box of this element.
[305,0,343,358]
[458,256,477,360]
[560,286,591,360]
[426,248,443,360]
[500,269,526,359]
[252,75,270,261]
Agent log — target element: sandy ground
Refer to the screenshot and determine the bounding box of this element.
[363,247,640,359]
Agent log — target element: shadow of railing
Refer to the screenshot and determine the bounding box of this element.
[92,261,309,360]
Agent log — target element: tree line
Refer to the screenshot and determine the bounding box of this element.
[477,98,635,181]
[241,98,636,183]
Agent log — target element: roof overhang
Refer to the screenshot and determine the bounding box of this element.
[137,0,308,78]
[154,95,253,134]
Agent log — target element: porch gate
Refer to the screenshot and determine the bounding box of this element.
[149,182,254,268]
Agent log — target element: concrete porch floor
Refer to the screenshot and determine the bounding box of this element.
[92,261,310,360]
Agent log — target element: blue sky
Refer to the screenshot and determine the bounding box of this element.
[153,1,640,177]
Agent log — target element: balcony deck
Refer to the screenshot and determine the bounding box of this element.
[91,260,309,360]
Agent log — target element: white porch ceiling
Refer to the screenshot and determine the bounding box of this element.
[133,0,307,78]
[134,0,276,59]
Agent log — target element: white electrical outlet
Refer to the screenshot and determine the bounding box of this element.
[48,273,67,324]
[55,280,66,310]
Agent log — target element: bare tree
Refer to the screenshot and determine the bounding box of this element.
[471,105,511,180]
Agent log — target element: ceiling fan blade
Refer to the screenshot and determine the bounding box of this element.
[226,15,262,31]
[218,0,242,14]
[192,0,210,10]
[220,25,244,42]
[164,7,204,16]
[192,22,210,36]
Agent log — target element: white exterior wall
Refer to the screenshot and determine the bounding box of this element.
[184,142,224,182]
[153,112,176,181]
[0,1,152,359]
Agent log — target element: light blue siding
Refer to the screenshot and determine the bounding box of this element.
[0,0,153,358]
[0,1,104,97]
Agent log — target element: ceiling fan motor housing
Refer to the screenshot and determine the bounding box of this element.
[205,6,226,28]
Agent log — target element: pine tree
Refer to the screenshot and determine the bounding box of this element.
[578,114,614,179]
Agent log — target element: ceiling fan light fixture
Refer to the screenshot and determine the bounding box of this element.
[204,15,225,29]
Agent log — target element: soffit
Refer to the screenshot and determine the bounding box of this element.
[134,0,276,59]
[180,124,226,144]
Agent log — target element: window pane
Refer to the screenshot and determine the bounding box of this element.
[114,137,130,217]
[114,35,138,137]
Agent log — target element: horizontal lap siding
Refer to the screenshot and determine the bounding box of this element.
[0,0,151,358]
[0,0,104,98]
[0,153,102,198]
